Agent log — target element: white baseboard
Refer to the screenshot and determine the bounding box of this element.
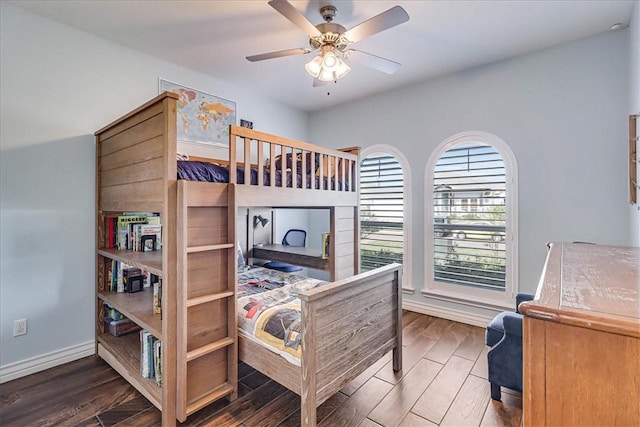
[402,300,493,328]
[0,341,95,384]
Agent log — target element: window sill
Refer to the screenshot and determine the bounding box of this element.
[421,288,515,311]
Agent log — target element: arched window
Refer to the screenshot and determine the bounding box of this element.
[360,145,412,291]
[425,132,518,309]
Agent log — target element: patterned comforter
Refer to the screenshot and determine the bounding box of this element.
[237,266,325,366]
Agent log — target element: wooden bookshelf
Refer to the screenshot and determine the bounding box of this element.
[97,332,162,408]
[95,92,237,426]
[98,288,162,338]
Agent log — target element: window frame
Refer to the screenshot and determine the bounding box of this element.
[423,131,518,310]
[360,145,413,293]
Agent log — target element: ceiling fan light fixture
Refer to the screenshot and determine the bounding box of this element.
[305,48,351,81]
[304,55,323,77]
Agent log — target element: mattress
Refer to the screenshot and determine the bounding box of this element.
[236,265,325,366]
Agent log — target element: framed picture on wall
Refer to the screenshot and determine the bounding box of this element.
[159,79,236,146]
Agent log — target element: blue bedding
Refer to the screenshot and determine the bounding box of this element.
[177,160,348,190]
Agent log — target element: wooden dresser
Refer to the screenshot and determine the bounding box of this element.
[520,242,640,426]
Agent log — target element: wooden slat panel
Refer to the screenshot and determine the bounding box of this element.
[187,207,228,247]
[101,113,164,157]
[187,251,229,300]
[101,200,163,214]
[317,338,396,404]
[238,332,302,395]
[101,136,164,172]
[337,254,354,270]
[234,185,358,208]
[316,305,395,369]
[186,348,228,403]
[184,181,229,207]
[316,314,395,386]
[101,157,164,188]
[335,230,354,244]
[100,180,163,210]
[336,267,354,280]
[301,272,395,309]
[336,217,354,232]
[96,97,167,140]
[186,299,228,353]
[315,283,396,331]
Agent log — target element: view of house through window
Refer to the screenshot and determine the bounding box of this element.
[360,153,404,271]
[433,143,507,290]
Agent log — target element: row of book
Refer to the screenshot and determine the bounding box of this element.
[106,262,162,315]
[108,261,158,291]
[141,330,162,387]
[105,213,162,252]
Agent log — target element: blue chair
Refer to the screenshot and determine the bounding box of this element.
[263,229,306,273]
[485,293,534,401]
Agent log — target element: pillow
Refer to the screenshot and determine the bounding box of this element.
[273,152,318,175]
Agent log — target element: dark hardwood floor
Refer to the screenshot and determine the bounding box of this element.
[0,312,522,427]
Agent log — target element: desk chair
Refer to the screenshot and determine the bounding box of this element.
[263,229,306,273]
[485,293,534,400]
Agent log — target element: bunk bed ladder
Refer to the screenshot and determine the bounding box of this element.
[176,181,238,421]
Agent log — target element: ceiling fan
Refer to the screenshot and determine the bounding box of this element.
[246,0,410,86]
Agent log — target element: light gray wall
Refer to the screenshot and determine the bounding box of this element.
[630,2,640,246]
[310,30,630,308]
[0,3,308,367]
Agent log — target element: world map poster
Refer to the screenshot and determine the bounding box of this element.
[160,79,236,145]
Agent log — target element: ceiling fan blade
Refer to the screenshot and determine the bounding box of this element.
[342,6,409,44]
[246,47,311,62]
[345,49,401,74]
[268,0,322,37]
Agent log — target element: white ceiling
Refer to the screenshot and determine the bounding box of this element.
[10,0,636,112]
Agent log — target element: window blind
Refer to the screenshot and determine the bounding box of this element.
[433,143,506,290]
[360,154,404,270]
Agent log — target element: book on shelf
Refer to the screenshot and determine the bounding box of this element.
[153,339,162,387]
[153,279,162,316]
[322,233,330,259]
[116,214,148,250]
[107,217,116,249]
[140,330,161,385]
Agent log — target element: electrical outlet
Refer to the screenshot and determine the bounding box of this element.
[13,319,27,337]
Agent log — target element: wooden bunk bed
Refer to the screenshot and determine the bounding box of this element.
[95,92,403,427]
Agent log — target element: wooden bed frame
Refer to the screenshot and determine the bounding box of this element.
[239,263,403,427]
[95,92,403,427]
